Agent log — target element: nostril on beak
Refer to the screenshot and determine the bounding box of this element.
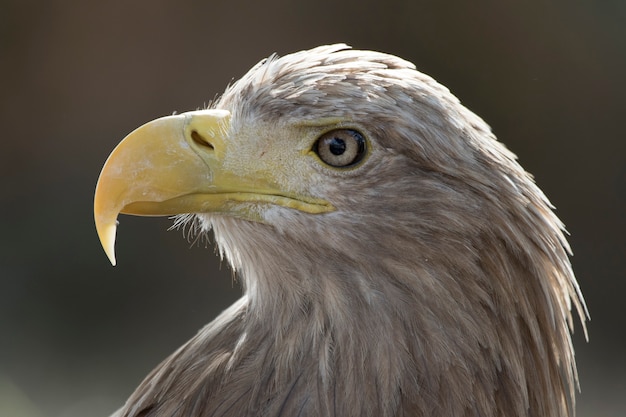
[191,130,215,150]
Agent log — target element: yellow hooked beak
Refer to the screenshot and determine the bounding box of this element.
[94,109,333,265]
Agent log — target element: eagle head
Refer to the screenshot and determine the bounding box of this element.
[95,44,586,417]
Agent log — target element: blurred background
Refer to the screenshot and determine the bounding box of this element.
[1,0,624,416]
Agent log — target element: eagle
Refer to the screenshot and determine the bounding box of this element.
[94,44,587,417]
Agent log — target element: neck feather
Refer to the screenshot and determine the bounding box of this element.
[205,212,582,417]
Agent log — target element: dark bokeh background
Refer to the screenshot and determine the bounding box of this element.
[1,1,624,416]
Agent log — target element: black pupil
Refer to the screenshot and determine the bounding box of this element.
[329,138,346,155]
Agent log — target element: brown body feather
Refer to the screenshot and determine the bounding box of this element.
[111,45,586,417]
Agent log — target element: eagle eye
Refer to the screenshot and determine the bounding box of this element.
[313,129,366,168]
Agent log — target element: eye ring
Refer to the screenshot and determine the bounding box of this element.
[313,129,367,168]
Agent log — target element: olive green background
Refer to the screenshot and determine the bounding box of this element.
[1,1,624,416]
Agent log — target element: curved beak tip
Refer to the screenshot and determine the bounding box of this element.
[97,222,118,266]
[107,250,117,267]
